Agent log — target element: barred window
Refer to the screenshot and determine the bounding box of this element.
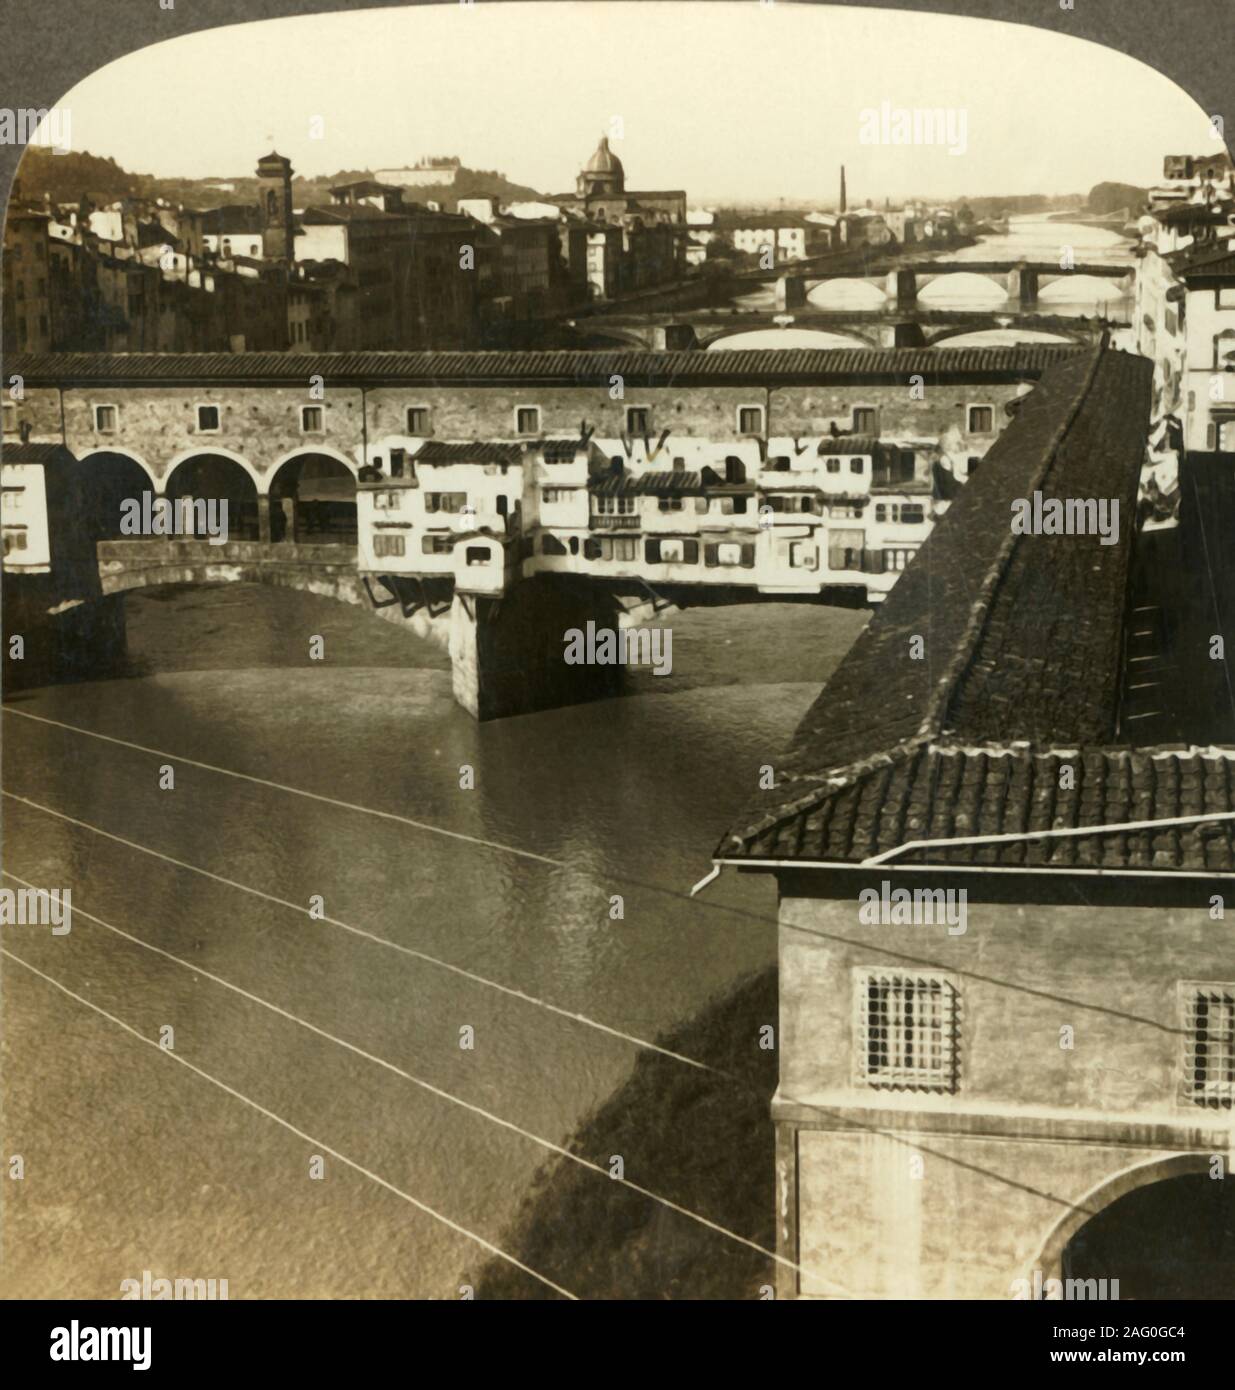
[1181,984,1235,1108]
[856,970,959,1092]
[372,534,405,558]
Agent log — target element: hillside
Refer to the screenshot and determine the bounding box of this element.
[13,145,543,212]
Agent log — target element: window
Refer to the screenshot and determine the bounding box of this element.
[542,488,571,504]
[658,497,684,512]
[196,405,220,432]
[704,541,751,568]
[425,492,467,513]
[966,456,980,477]
[722,496,748,515]
[1181,984,1235,1108]
[856,970,958,1092]
[594,494,636,516]
[967,405,994,434]
[301,405,324,432]
[373,492,402,510]
[2,527,29,554]
[465,545,491,566]
[93,404,118,433]
[601,536,637,562]
[849,458,864,475]
[737,405,764,436]
[883,547,917,571]
[876,503,926,525]
[1,404,15,434]
[852,407,878,434]
[516,406,541,435]
[373,534,406,558]
[422,535,454,555]
[626,407,650,435]
[541,533,568,556]
[825,457,840,473]
[406,406,431,434]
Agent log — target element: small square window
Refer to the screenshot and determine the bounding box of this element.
[1181,983,1235,1108]
[406,406,431,435]
[738,406,764,436]
[94,404,118,433]
[197,405,220,432]
[852,407,878,434]
[967,405,994,434]
[849,458,864,474]
[516,406,540,436]
[301,405,324,433]
[626,407,650,435]
[825,457,840,473]
[856,969,959,1092]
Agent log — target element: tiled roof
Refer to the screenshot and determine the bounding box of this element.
[3,345,1078,390]
[737,743,1235,873]
[589,470,704,496]
[1,442,73,464]
[717,347,1187,873]
[413,440,524,466]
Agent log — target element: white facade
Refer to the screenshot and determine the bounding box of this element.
[1,462,52,572]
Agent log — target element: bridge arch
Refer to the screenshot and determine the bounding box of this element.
[807,279,886,310]
[915,271,1008,307]
[164,450,261,541]
[75,449,161,540]
[925,324,1080,348]
[706,326,877,351]
[1027,1152,1216,1293]
[164,445,263,493]
[268,449,358,544]
[77,446,160,494]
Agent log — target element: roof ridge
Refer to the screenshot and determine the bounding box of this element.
[916,342,1107,745]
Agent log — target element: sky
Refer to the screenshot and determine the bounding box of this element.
[51,1,1217,205]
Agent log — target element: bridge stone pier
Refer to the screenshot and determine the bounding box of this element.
[93,540,630,721]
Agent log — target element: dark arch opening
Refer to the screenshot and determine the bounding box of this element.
[77,451,155,541]
[164,454,259,541]
[1062,1172,1235,1298]
[268,454,357,544]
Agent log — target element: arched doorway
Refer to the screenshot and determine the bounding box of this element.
[268,453,357,544]
[1058,1170,1235,1298]
[77,450,158,540]
[164,454,259,541]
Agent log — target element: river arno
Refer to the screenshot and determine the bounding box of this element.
[0,584,866,1298]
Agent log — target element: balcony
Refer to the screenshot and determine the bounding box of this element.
[590,513,640,530]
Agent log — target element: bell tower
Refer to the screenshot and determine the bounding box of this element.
[256,149,295,261]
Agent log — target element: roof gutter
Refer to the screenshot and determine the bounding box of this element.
[693,809,1235,893]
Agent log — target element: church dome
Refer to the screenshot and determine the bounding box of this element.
[584,136,623,179]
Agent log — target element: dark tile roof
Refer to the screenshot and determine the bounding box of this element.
[1,442,73,464]
[737,743,1235,874]
[717,347,1188,873]
[3,345,1078,390]
[413,440,524,466]
[590,470,703,496]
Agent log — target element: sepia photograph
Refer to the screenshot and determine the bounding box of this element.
[1,0,1234,1355]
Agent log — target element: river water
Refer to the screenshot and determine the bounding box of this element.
[1,583,867,1298]
[0,216,1137,1299]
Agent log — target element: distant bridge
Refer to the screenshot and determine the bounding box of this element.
[578,306,1127,352]
[778,258,1135,311]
